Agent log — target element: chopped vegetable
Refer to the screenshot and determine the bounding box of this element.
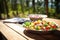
[24,22,31,26]
[44,23,48,27]
[35,26,39,30]
[23,20,58,31]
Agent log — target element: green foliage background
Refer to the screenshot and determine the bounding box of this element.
[0,0,60,19]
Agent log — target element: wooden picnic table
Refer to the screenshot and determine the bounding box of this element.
[0,18,60,40]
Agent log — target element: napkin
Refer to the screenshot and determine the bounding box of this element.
[3,17,27,23]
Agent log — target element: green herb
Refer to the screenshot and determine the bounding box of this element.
[44,23,48,27]
[35,26,39,30]
[51,22,55,25]
[50,28,56,30]
[24,22,31,26]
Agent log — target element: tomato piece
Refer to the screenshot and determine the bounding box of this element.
[52,25,57,29]
[45,27,50,31]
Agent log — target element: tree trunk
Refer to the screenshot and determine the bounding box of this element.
[55,0,60,14]
[45,0,48,16]
[11,0,17,11]
[0,0,7,19]
[3,0,9,18]
[0,0,5,13]
[20,0,24,14]
[26,0,29,7]
[32,0,35,13]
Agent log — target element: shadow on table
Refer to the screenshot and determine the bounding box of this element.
[0,32,7,40]
[24,30,60,40]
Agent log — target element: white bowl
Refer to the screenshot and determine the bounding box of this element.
[28,14,47,21]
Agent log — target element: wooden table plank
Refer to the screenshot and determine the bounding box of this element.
[0,22,26,40]
[4,23,34,40]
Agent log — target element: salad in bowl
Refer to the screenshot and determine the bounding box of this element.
[23,20,59,31]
